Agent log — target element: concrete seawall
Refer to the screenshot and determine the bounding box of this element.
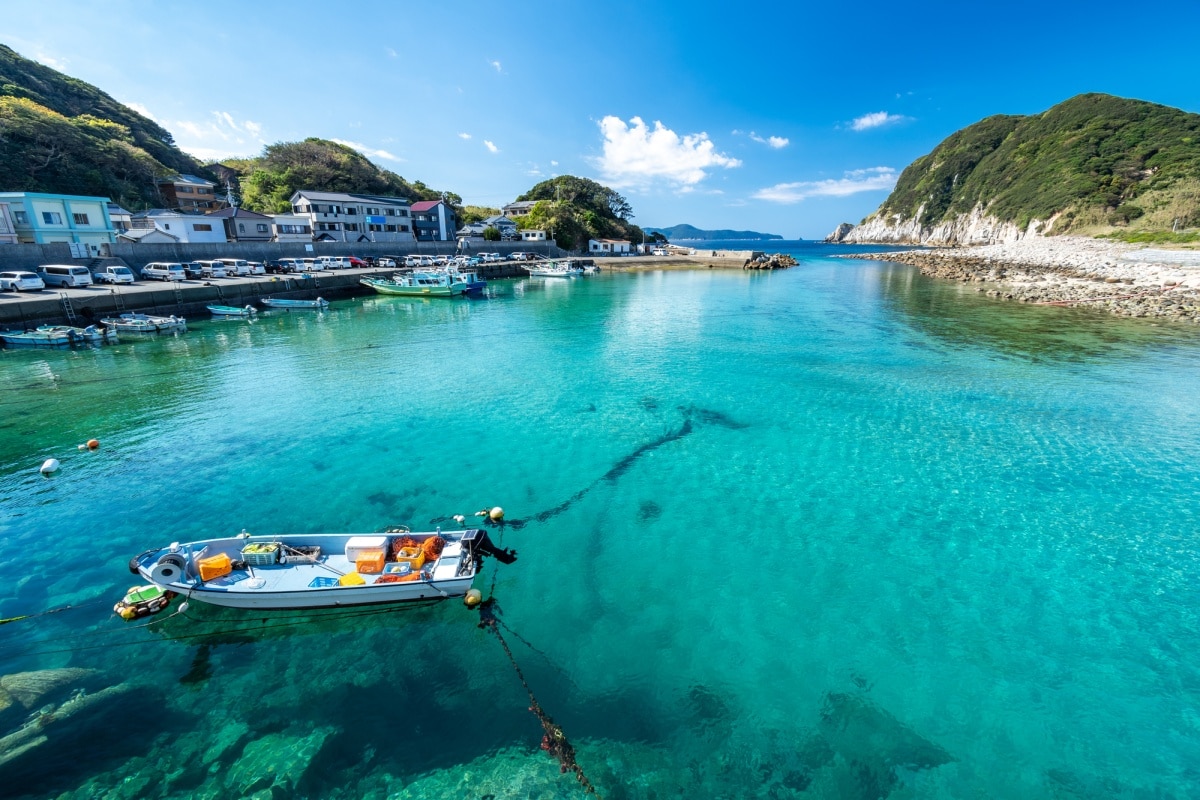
[0,263,532,328]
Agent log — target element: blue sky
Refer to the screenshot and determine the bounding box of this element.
[7,1,1200,238]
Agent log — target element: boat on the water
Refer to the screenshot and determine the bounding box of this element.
[526,260,584,277]
[128,528,516,610]
[37,324,118,343]
[99,313,187,334]
[2,324,118,348]
[261,296,329,309]
[359,271,466,297]
[207,304,258,317]
[446,267,487,294]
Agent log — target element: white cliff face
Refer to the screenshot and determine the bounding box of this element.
[842,203,1057,246]
[824,223,855,243]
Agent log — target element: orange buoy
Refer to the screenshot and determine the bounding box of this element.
[87,439,100,450]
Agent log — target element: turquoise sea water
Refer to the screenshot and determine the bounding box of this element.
[2,242,1200,798]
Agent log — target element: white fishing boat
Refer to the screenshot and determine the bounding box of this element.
[207,304,257,317]
[526,260,584,277]
[127,528,517,610]
[37,324,118,343]
[99,313,187,334]
[359,271,466,297]
[261,296,329,309]
[1,328,72,347]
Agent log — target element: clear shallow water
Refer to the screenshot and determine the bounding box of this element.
[2,243,1200,798]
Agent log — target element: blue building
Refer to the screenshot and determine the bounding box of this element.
[0,192,117,249]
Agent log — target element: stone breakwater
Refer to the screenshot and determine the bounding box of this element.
[842,236,1200,323]
[743,253,797,270]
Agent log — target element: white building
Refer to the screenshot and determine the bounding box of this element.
[290,190,413,243]
[270,213,313,242]
[0,203,16,245]
[129,209,228,243]
[520,229,546,242]
[589,238,632,255]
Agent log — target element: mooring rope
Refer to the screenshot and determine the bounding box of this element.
[477,598,600,797]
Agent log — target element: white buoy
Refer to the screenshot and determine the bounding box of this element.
[453,514,465,525]
[39,458,59,475]
[489,506,505,521]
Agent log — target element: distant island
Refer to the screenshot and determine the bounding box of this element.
[645,224,783,241]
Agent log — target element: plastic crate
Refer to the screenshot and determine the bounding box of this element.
[393,546,425,570]
[198,553,232,581]
[281,545,321,564]
[241,543,280,566]
[356,549,386,574]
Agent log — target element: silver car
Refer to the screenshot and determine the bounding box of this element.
[0,271,46,292]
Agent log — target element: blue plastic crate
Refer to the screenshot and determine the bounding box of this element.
[308,576,339,588]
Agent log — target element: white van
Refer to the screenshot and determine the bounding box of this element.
[216,258,251,276]
[141,262,187,281]
[39,264,94,287]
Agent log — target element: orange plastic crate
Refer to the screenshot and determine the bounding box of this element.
[198,553,232,581]
[355,549,386,574]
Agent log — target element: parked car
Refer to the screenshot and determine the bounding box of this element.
[324,257,353,270]
[652,248,668,256]
[348,256,368,268]
[197,261,228,278]
[182,261,206,279]
[141,262,187,281]
[480,253,502,263]
[216,258,251,276]
[39,264,94,287]
[0,270,45,292]
[300,258,321,272]
[246,261,266,275]
[92,265,137,284]
[508,251,531,262]
[266,259,298,274]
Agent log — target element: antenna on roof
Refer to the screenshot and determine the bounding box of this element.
[225,181,237,209]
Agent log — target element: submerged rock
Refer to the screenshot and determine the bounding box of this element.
[0,667,93,711]
[818,691,954,772]
[225,725,337,796]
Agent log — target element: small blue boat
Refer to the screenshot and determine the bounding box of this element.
[208,304,257,317]
[261,296,329,309]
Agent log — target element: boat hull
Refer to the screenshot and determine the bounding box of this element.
[261,298,329,309]
[208,305,256,317]
[131,531,495,611]
[359,278,464,297]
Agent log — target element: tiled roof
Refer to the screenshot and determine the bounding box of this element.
[118,227,179,241]
[291,190,410,205]
[162,174,216,187]
[409,200,441,212]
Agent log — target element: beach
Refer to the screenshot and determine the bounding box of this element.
[842,236,1200,323]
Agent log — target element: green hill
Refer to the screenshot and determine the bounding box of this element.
[0,43,208,208]
[869,93,1200,237]
[513,176,644,250]
[220,139,461,214]
[645,223,782,241]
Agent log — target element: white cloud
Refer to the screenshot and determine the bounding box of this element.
[749,132,789,149]
[386,47,398,58]
[34,52,67,71]
[123,101,158,122]
[594,115,741,188]
[850,111,908,131]
[458,132,472,140]
[550,160,558,166]
[484,140,499,154]
[753,167,898,204]
[490,60,502,72]
[172,111,267,160]
[332,139,404,162]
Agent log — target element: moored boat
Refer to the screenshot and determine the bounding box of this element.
[261,296,329,309]
[37,324,118,343]
[447,267,487,294]
[99,313,187,334]
[128,528,516,610]
[359,271,466,297]
[207,304,258,317]
[526,260,584,277]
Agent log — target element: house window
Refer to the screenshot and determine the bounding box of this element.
[368,224,382,232]
[345,223,359,232]
[178,186,193,193]
[238,223,245,232]
[13,211,28,224]
[385,225,396,232]
[400,224,409,232]
[42,211,63,225]
[257,224,269,233]
[385,209,395,216]
[399,210,409,217]
[72,212,90,225]
[194,223,213,232]
[345,207,357,215]
[164,223,171,229]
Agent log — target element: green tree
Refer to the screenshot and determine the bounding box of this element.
[482,226,501,241]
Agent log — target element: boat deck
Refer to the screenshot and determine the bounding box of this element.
[201,542,466,592]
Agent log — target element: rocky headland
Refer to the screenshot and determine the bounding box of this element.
[841,236,1200,323]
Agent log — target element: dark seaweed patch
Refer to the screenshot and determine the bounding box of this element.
[637,501,662,522]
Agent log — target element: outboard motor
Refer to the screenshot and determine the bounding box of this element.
[462,529,518,565]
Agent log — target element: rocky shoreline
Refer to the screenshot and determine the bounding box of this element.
[840,236,1200,323]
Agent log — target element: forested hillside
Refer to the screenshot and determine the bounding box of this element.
[514,176,644,249]
[0,44,207,208]
[871,93,1200,236]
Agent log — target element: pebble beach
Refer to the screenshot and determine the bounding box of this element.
[844,236,1200,323]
